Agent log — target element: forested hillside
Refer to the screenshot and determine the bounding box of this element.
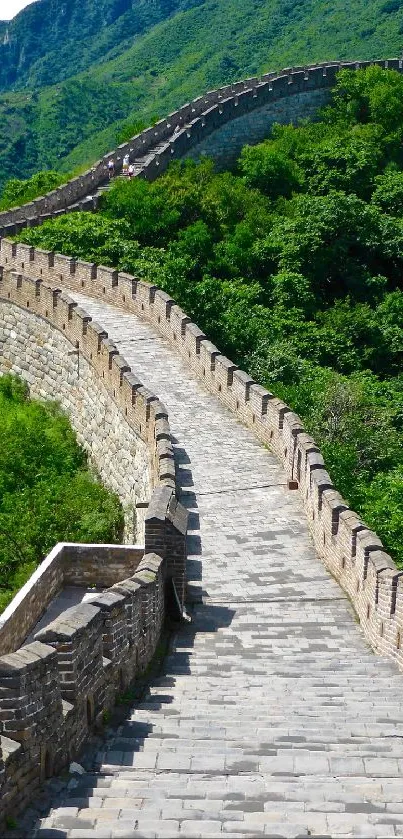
[17,67,403,568]
[1,0,403,186]
[0,375,123,610]
[0,0,187,90]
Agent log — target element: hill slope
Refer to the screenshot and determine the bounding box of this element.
[1,0,403,186]
[0,0,188,90]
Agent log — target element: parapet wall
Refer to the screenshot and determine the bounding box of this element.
[184,86,330,169]
[0,543,145,657]
[0,256,188,604]
[0,503,188,823]
[0,259,176,495]
[4,236,402,674]
[0,550,166,820]
[0,59,402,235]
[0,264,189,825]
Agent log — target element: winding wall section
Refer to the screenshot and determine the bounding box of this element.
[2,237,401,669]
[19,275,403,839]
[0,266,188,824]
[1,60,403,836]
[0,59,402,235]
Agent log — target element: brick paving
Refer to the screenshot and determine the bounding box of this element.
[34,293,403,839]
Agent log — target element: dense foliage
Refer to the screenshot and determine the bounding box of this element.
[17,67,403,566]
[2,0,403,184]
[0,170,67,211]
[0,375,123,611]
[0,0,189,91]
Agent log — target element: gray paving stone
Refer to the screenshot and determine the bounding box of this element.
[31,291,403,838]
[68,831,112,838]
[180,821,223,835]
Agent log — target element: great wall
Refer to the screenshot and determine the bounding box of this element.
[0,60,403,838]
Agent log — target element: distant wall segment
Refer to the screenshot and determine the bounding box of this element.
[184,87,329,169]
[0,59,402,235]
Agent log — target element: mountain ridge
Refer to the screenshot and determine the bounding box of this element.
[0,0,192,91]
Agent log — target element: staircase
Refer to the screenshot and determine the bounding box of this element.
[93,136,194,201]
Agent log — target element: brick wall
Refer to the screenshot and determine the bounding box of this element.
[0,268,189,826]
[0,543,145,656]
[0,535,187,824]
[6,242,402,676]
[0,539,186,825]
[0,60,401,236]
[0,265,178,535]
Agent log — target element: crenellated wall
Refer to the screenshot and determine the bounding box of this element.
[0,508,188,822]
[184,87,330,169]
[3,237,402,675]
[0,549,167,820]
[0,265,189,826]
[0,259,188,610]
[0,259,177,496]
[0,59,401,236]
[0,301,152,543]
[1,59,403,827]
[0,543,145,657]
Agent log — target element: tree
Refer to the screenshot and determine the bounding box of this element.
[372,169,403,215]
[239,143,304,198]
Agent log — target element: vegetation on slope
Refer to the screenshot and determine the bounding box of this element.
[17,67,403,567]
[0,374,123,611]
[2,0,403,185]
[0,0,189,91]
[0,170,67,210]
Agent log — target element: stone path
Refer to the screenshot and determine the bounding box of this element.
[35,294,403,839]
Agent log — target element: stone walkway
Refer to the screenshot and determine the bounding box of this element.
[35,294,403,839]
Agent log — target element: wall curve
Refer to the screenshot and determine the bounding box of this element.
[0,300,151,542]
[0,265,189,826]
[4,238,402,674]
[184,87,330,169]
[0,59,402,235]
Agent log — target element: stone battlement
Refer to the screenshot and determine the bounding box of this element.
[0,543,145,657]
[0,547,167,821]
[1,240,401,673]
[0,265,188,825]
[0,59,401,236]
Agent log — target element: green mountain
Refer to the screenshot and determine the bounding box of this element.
[0,0,188,90]
[0,0,403,188]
